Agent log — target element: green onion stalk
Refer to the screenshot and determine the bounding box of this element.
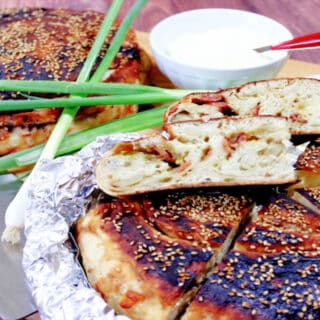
[0,91,193,111]
[0,80,196,108]
[0,79,193,96]
[2,0,147,244]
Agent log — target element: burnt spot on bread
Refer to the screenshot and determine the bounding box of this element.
[119,46,140,60]
[0,109,60,127]
[0,8,47,23]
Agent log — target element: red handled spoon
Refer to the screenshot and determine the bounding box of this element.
[255,32,320,53]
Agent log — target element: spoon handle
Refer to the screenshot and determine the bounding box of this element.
[255,32,320,53]
[271,32,320,51]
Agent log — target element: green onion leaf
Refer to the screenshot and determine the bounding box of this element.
[0,79,194,96]
[0,91,192,111]
[91,0,148,81]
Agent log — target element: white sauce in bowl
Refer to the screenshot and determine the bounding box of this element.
[166,27,277,69]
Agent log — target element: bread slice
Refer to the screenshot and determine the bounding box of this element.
[0,8,151,156]
[164,78,320,135]
[181,193,320,319]
[75,189,252,320]
[96,116,299,197]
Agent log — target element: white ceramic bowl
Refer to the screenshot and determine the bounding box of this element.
[150,9,293,89]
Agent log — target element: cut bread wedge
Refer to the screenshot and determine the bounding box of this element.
[75,188,253,320]
[164,78,320,135]
[96,116,300,197]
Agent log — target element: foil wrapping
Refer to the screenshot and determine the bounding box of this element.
[22,134,143,320]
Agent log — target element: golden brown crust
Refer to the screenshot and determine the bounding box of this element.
[182,194,320,320]
[0,8,151,156]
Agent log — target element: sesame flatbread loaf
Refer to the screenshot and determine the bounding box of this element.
[0,8,150,156]
[77,76,319,319]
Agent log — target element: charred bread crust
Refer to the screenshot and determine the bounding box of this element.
[96,116,300,197]
[164,78,320,135]
[182,249,320,320]
[182,194,320,320]
[76,188,255,320]
[0,8,151,156]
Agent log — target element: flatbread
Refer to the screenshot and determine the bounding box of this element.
[0,8,151,156]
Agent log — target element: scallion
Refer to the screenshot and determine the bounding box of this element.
[0,91,193,111]
[0,79,192,96]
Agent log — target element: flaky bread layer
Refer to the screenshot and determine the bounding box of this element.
[96,116,300,197]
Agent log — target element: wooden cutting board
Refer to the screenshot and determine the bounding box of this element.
[136,31,320,88]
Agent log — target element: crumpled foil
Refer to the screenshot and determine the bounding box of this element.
[22,133,143,320]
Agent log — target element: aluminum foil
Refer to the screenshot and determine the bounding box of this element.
[22,133,143,320]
